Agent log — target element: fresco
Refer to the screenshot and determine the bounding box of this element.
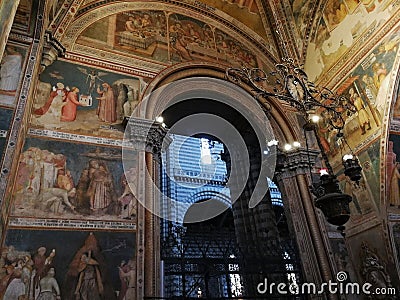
[0,43,27,108]
[337,140,379,215]
[317,29,399,159]
[11,138,138,221]
[291,0,314,44]
[2,229,136,300]
[330,238,357,287]
[391,224,400,271]
[195,0,265,38]
[78,11,258,67]
[306,0,395,80]
[392,75,400,120]
[0,108,13,163]
[346,226,399,292]
[388,135,400,212]
[30,60,143,138]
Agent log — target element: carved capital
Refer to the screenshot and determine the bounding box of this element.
[275,148,320,179]
[124,117,171,156]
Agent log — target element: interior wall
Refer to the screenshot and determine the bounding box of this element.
[300,0,400,290]
[0,0,400,298]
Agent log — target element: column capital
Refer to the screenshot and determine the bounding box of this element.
[124,117,171,156]
[275,148,320,179]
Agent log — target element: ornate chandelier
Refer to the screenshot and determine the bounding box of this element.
[225,48,363,230]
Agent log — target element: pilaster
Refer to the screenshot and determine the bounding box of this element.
[123,117,169,298]
[275,148,338,299]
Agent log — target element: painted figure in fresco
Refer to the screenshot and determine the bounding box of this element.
[36,267,61,300]
[117,259,136,300]
[56,169,75,192]
[75,168,91,214]
[0,265,15,298]
[14,148,68,208]
[349,87,371,134]
[118,173,137,220]
[37,187,76,214]
[0,246,32,299]
[141,14,152,28]
[0,46,22,94]
[87,160,115,212]
[116,83,128,121]
[74,253,104,300]
[325,1,347,28]
[33,246,49,292]
[124,86,139,117]
[117,261,128,300]
[344,177,374,215]
[64,233,116,300]
[393,89,400,118]
[169,22,192,61]
[389,162,400,208]
[77,67,106,95]
[61,87,86,122]
[372,62,388,90]
[34,82,68,118]
[3,267,25,300]
[125,17,136,32]
[96,83,117,123]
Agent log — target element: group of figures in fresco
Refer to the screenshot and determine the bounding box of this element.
[32,78,139,127]
[13,146,137,220]
[80,11,258,67]
[0,233,136,299]
[315,30,399,158]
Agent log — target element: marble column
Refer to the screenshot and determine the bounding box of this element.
[275,148,338,299]
[124,117,169,298]
[223,144,284,296]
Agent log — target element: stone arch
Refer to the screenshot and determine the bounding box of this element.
[140,66,301,144]
[187,190,231,206]
[182,191,232,224]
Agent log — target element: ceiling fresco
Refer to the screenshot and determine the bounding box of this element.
[189,0,267,38]
[77,0,268,39]
[77,10,258,67]
[304,0,397,81]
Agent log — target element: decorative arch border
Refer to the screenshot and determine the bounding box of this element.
[58,1,278,70]
[383,46,400,210]
[187,190,232,207]
[140,62,301,142]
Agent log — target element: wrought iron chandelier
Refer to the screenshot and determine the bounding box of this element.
[225,31,363,230]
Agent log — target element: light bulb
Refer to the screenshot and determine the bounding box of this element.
[267,139,278,146]
[311,115,320,123]
[284,144,292,151]
[319,168,329,176]
[343,154,354,161]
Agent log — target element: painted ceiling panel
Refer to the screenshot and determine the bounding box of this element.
[76,11,259,68]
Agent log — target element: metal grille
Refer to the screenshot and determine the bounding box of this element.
[160,221,304,299]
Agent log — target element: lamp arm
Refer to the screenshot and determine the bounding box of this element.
[312,127,335,176]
